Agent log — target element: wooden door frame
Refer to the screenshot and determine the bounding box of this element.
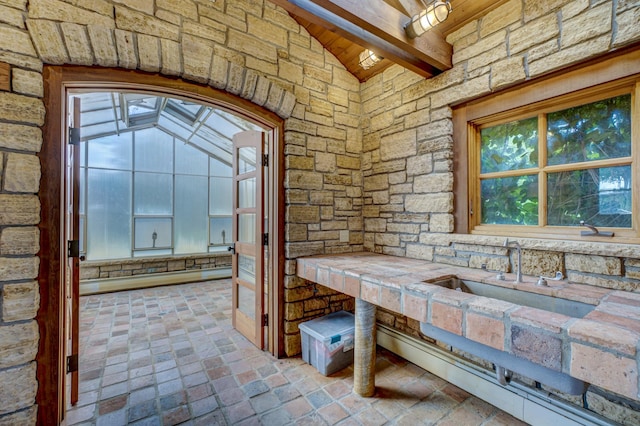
[38,66,286,425]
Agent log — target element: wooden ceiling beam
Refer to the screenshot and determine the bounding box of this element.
[308,0,452,70]
[270,0,452,78]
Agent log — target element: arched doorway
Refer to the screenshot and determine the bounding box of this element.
[38,66,285,425]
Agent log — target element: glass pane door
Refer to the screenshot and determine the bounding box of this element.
[231,131,264,348]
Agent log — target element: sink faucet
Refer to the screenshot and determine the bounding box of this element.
[503,238,523,284]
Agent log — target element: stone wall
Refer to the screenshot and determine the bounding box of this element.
[354,1,640,423]
[360,0,640,290]
[0,0,362,422]
[80,253,231,281]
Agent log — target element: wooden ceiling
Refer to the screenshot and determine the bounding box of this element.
[270,0,507,81]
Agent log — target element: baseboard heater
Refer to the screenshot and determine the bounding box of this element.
[79,268,231,295]
[376,324,614,426]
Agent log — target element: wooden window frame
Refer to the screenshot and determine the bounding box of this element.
[453,46,640,244]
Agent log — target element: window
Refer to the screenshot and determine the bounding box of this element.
[464,76,639,242]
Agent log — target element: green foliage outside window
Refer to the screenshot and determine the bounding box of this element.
[479,94,632,228]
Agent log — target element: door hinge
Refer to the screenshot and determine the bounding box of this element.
[262,154,268,167]
[68,127,80,145]
[68,240,80,258]
[262,313,268,326]
[67,354,78,373]
[262,233,268,246]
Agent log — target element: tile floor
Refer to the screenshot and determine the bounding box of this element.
[66,279,526,425]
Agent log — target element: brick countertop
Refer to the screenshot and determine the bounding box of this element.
[297,252,640,401]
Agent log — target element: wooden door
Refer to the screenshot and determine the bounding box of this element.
[65,96,81,406]
[231,131,265,348]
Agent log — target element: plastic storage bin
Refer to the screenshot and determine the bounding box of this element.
[299,311,355,376]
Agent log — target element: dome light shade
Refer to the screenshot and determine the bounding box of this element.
[405,1,452,39]
[359,49,383,69]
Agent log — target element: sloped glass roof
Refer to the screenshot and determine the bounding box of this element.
[75,92,262,167]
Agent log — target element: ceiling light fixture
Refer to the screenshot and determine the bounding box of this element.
[405,0,452,39]
[359,49,383,70]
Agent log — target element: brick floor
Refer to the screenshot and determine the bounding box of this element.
[66,279,526,425]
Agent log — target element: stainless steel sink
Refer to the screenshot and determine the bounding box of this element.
[427,277,595,318]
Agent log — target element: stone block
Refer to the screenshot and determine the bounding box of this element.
[561,3,612,49]
[363,174,388,192]
[520,250,564,277]
[0,195,40,225]
[0,321,38,367]
[405,193,453,213]
[2,281,38,322]
[0,257,39,282]
[614,6,640,47]
[61,22,93,66]
[566,253,621,275]
[0,123,42,152]
[79,266,99,280]
[480,0,522,37]
[413,173,453,193]
[0,93,45,126]
[182,34,214,84]
[0,227,38,255]
[157,0,197,20]
[570,343,637,400]
[511,325,562,370]
[29,0,114,27]
[0,362,37,415]
[528,35,610,78]
[27,19,69,64]
[137,34,160,73]
[11,68,42,97]
[160,38,181,76]
[429,214,453,233]
[285,170,323,190]
[0,406,37,426]
[4,153,40,193]
[491,56,526,90]
[524,0,568,22]
[0,4,25,28]
[115,5,179,40]
[509,13,559,55]
[380,129,416,161]
[0,26,36,57]
[407,153,433,176]
[87,26,117,67]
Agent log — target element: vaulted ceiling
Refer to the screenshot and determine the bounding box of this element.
[270,0,508,81]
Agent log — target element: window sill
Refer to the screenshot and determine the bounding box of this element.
[420,232,640,259]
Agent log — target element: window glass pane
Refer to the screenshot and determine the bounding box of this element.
[210,157,232,177]
[175,175,208,254]
[134,172,173,215]
[86,169,132,259]
[481,175,538,225]
[547,94,631,166]
[176,141,208,175]
[87,133,132,170]
[80,141,86,167]
[238,284,255,320]
[239,177,256,209]
[547,166,631,227]
[134,217,172,249]
[238,146,256,173]
[79,215,85,254]
[135,128,173,172]
[480,117,538,173]
[79,168,86,214]
[210,177,232,215]
[238,213,256,243]
[210,217,232,245]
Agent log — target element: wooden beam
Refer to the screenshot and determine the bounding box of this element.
[0,62,10,91]
[270,0,451,77]
[309,0,452,70]
[391,0,423,18]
